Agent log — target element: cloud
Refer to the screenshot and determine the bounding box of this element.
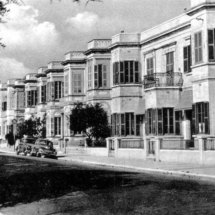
[0,57,33,82]
[66,12,99,32]
[0,4,60,52]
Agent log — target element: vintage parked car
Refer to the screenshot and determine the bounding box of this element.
[16,137,37,156]
[30,139,57,158]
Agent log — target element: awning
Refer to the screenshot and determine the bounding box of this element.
[175,90,193,111]
[135,99,145,114]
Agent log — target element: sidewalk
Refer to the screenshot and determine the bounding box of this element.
[1,146,215,182]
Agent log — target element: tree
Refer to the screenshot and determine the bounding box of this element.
[69,102,111,146]
[16,114,46,139]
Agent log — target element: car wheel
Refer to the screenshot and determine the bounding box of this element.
[16,150,20,155]
[24,151,27,156]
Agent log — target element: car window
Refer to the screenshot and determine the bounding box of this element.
[27,139,36,144]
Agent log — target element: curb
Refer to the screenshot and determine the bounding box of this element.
[2,150,215,183]
[58,157,215,182]
[0,150,16,154]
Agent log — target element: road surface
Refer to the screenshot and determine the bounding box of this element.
[0,154,215,214]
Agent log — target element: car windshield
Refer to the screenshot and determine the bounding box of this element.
[38,140,53,147]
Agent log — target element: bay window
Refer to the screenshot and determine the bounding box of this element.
[46,81,63,101]
[111,113,142,136]
[113,61,139,85]
[146,108,174,135]
[94,64,107,88]
[26,90,37,107]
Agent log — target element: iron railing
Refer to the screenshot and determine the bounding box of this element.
[119,139,144,149]
[160,139,198,150]
[144,72,183,89]
[204,138,215,150]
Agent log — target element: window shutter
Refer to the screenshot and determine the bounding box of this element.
[54,117,57,135]
[152,109,156,135]
[145,110,149,135]
[199,32,203,62]
[169,108,174,134]
[125,61,129,83]
[44,85,46,102]
[60,81,62,98]
[54,82,58,99]
[135,61,139,83]
[131,113,134,135]
[116,114,120,136]
[27,91,31,106]
[51,118,54,136]
[188,45,191,72]
[38,87,40,104]
[204,102,210,134]
[157,109,163,135]
[31,91,34,106]
[125,113,130,135]
[194,33,198,63]
[94,65,98,88]
[120,61,124,84]
[103,65,107,87]
[35,90,38,105]
[163,108,168,134]
[192,104,196,135]
[116,62,119,84]
[184,46,188,73]
[136,115,140,136]
[111,115,114,136]
[175,111,182,135]
[130,61,134,83]
[46,83,49,102]
[208,29,215,61]
[121,114,125,136]
[195,32,203,63]
[98,64,102,87]
[59,117,61,135]
[41,86,44,103]
[51,82,55,100]
[23,91,25,107]
[113,63,116,86]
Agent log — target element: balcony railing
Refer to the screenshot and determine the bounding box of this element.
[144,72,183,89]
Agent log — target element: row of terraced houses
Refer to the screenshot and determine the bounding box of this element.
[1,0,215,164]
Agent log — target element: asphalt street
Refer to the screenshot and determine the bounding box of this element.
[1,154,215,215]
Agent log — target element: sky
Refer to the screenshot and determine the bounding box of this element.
[0,0,190,83]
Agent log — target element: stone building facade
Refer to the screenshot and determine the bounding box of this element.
[1,0,215,164]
